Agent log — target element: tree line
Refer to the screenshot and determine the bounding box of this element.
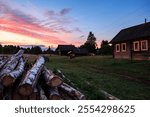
[0,32,112,55]
[0,45,54,55]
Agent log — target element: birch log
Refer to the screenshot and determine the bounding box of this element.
[13,91,28,100]
[53,69,76,89]
[37,85,48,100]
[43,67,63,87]
[2,57,27,87]
[59,84,75,97]
[60,83,86,100]
[59,90,73,100]
[12,92,20,100]
[12,92,22,100]
[100,90,119,100]
[0,58,9,70]
[49,87,61,100]
[10,49,24,60]
[0,50,24,78]
[29,87,39,100]
[3,87,12,100]
[18,56,45,96]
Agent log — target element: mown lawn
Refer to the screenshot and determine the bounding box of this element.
[45,55,150,100]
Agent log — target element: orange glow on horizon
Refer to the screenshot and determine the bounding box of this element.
[0,31,59,48]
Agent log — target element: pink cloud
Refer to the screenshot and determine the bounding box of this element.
[0,19,67,44]
[0,1,83,47]
[0,2,69,45]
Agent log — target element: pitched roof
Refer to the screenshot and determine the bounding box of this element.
[110,22,150,43]
[56,45,75,51]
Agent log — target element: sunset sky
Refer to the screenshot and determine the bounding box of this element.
[0,0,150,49]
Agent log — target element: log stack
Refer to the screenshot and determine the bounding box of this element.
[0,50,86,100]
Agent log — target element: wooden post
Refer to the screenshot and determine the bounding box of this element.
[18,56,45,96]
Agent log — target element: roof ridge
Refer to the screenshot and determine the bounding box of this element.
[121,22,150,31]
[110,22,150,43]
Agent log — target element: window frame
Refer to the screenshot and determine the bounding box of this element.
[115,44,120,52]
[121,43,126,52]
[141,40,148,51]
[133,41,140,51]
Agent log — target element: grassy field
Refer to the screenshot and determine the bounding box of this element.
[44,55,150,100]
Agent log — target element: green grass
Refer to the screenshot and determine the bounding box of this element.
[45,55,150,100]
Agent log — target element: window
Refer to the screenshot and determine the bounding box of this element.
[141,40,148,51]
[121,43,126,52]
[115,44,120,52]
[133,41,140,51]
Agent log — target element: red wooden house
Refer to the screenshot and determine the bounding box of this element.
[110,22,150,60]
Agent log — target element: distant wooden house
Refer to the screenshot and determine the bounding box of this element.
[56,45,88,56]
[72,48,88,56]
[55,45,76,55]
[110,22,150,60]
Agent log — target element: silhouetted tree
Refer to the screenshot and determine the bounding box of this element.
[16,46,21,52]
[30,46,42,55]
[101,40,109,47]
[99,40,113,55]
[24,48,31,54]
[80,32,97,53]
[0,44,2,54]
[42,46,54,54]
[46,46,53,54]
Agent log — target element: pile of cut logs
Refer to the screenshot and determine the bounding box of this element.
[0,50,85,100]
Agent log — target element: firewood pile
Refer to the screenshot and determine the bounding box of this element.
[0,50,86,100]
